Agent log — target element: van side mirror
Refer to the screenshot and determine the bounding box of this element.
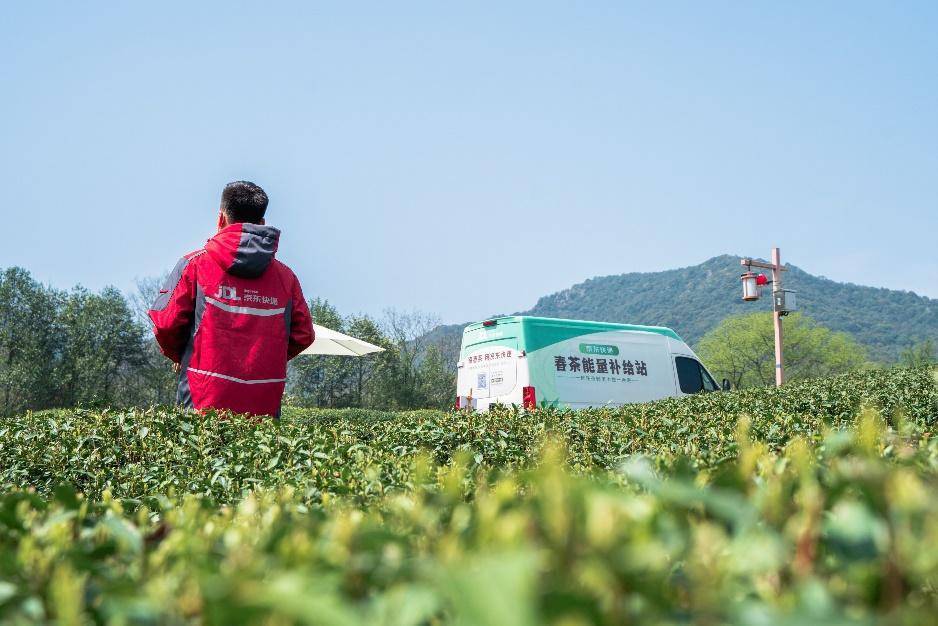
[721,379,731,391]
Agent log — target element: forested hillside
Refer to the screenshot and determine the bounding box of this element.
[434,255,937,362]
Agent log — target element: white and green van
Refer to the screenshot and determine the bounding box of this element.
[455,316,724,410]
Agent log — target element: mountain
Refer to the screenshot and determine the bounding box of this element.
[431,255,937,362]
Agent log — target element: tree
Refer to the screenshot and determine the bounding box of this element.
[697,312,868,388]
[0,268,59,415]
[900,339,936,368]
[53,287,148,407]
[128,274,176,406]
[346,314,392,407]
[287,305,457,410]
[417,343,457,409]
[288,299,360,408]
[375,309,443,409]
[128,274,166,327]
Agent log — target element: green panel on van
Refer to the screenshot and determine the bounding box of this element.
[461,316,683,358]
[460,318,522,358]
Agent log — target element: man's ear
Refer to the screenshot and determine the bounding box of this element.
[259,217,266,225]
[217,211,228,231]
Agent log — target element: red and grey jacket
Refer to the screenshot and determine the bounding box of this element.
[148,223,314,417]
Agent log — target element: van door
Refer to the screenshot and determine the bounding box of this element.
[458,342,519,401]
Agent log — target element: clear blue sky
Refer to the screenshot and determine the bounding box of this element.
[3,2,936,324]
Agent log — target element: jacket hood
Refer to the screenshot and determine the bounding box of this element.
[205,223,281,278]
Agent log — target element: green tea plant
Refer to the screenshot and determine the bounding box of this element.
[1,367,934,505]
[0,367,935,624]
[1,413,937,624]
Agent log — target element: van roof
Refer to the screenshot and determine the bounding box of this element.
[463,315,684,352]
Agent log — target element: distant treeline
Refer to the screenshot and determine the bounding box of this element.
[7,263,929,418]
[0,267,457,417]
[286,299,459,411]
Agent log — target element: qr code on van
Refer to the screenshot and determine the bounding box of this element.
[477,373,488,389]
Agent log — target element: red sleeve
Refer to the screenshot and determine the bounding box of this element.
[288,275,314,360]
[148,257,196,363]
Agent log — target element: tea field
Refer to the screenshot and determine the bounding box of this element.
[1,368,936,624]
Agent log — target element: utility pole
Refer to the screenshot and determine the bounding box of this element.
[770,248,784,386]
[739,247,790,387]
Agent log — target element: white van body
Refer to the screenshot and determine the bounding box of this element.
[455,316,720,411]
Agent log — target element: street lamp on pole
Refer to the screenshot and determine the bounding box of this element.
[739,247,796,387]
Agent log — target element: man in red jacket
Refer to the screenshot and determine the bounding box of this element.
[149,181,314,417]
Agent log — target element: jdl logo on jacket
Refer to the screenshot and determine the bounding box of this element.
[215,285,241,301]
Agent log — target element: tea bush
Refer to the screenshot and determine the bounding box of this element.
[0,367,936,624]
[1,367,934,505]
[2,416,938,624]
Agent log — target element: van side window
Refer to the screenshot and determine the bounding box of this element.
[675,356,717,394]
[675,357,703,394]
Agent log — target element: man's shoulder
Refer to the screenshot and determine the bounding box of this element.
[175,248,208,273]
[163,249,206,278]
[269,259,305,291]
[157,249,208,288]
[183,248,207,262]
[271,258,299,279]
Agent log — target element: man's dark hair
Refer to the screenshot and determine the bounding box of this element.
[220,181,268,224]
